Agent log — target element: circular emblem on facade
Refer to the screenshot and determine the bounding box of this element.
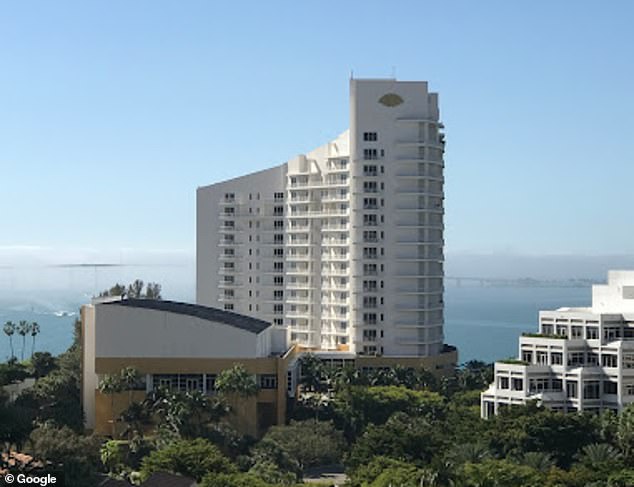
[378,93,403,107]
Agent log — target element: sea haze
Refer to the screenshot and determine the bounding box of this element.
[0,262,593,364]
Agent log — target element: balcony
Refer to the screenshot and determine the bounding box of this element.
[396,139,444,149]
[322,225,349,232]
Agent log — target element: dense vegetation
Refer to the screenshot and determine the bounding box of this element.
[2,283,634,486]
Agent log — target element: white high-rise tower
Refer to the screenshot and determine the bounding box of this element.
[197,79,449,359]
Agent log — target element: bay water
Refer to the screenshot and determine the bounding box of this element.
[0,265,591,364]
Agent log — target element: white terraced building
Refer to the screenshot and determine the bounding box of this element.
[482,270,634,418]
[197,78,452,361]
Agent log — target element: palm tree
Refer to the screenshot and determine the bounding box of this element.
[578,442,623,468]
[447,442,491,465]
[120,366,140,407]
[99,374,123,437]
[30,322,40,358]
[119,401,152,440]
[17,320,32,361]
[3,321,16,359]
[298,354,326,393]
[517,451,555,472]
[216,363,259,433]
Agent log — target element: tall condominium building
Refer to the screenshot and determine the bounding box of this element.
[197,79,452,360]
[482,271,634,418]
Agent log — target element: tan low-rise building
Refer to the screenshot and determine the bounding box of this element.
[82,296,297,437]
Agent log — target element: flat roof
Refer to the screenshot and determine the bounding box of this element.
[102,298,271,335]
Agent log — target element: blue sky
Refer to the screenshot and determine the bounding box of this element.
[1,1,633,265]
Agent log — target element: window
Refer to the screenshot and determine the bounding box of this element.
[363,247,378,259]
[552,379,563,391]
[363,263,378,275]
[363,181,378,193]
[512,378,523,391]
[274,220,284,229]
[363,198,378,209]
[583,381,600,399]
[363,230,378,242]
[205,374,217,393]
[274,276,284,286]
[362,345,378,355]
[154,374,177,390]
[364,214,378,226]
[274,262,284,272]
[586,327,599,339]
[274,234,284,244]
[274,192,284,201]
[587,352,599,366]
[624,353,634,369]
[602,354,618,368]
[604,381,618,395]
[273,304,283,314]
[274,290,284,301]
[626,383,634,396]
[568,352,585,366]
[522,351,533,363]
[363,132,378,141]
[224,192,235,201]
[536,351,548,365]
[224,304,234,311]
[363,280,377,292]
[551,352,563,365]
[259,374,278,389]
[566,381,578,398]
[363,148,378,160]
[363,165,378,177]
[498,377,509,389]
[529,378,549,393]
[363,313,377,325]
[363,296,377,308]
[274,248,284,257]
[363,329,377,341]
[274,205,284,216]
[571,326,583,339]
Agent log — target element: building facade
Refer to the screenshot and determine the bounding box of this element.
[82,297,297,437]
[197,78,450,360]
[482,271,634,417]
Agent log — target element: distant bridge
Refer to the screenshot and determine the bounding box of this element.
[445,276,596,288]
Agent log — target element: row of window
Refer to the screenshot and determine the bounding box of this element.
[153,373,278,392]
[498,376,620,398]
[521,350,620,368]
[540,324,634,341]
[226,191,282,201]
